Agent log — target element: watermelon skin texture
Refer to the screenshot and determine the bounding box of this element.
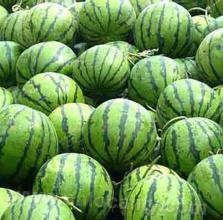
[161,117,223,176]
[209,0,223,18]
[0,41,22,87]
[19,72,84,115]
[156,79,221,128]
[188,154,223,219]
[79,0,136,44]
[33,153,114,220]
[0,5,8,27]
[0,104,58,186]
[7,86,21,104]
[49,103,95,153]
[125,175,203,220]
[0,188,23,218]
[16,41,77,86]
[0,87,13,108]
[84,98,158,172]
[1,194,76,220]
[134,2,194,58]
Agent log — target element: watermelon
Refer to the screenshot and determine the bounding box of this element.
[1,194,76,220]
[161,117,223,176]
[156,79,221,128]
[209,0,223,18]
[79,0,136,44]
[16,41,77,86]
[8,86,21,104]
[215,85,223,126]
[128,55,183,108]
[49,103,94,153]
[22,3,78,47]
[84,98,158,172]
[174,0,207,9]
[0,104,58,186]
[188,154,223,219]
[19,72,84,115]
[0,87,13,108]
[0,6,8,27]
[119,164,179,215]
[0,41,22,87]
[204,16,223,37]
[33,153,113,220]
[125,174,203,220]
[0,188,23,218]
[73,45,130,100]
[196,28,223,86]
[69,2,84,17]
[134,1,194,58]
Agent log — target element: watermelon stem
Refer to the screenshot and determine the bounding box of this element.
[12,0,28,12]
[188,7,209,16]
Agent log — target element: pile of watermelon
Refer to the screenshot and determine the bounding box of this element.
[1,0,223,219]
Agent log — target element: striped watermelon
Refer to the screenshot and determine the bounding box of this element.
[174,0,207,9]
[16,41,77,86]
[161,117,223,176]
[84,98,158,172]
[215,85,223,126]
[134,1,194,58]
[0,87,13,108]
[49,103,94,153]
[188,154,223,219]
[73,45,130,100]
[125,174,203,220]
[156,79,221,128]
[33,153,114,220]
[8,86,21,104]
[203,16,223,37]
[209,0,223,18]
[0,104,58,186]
[19,72,84,115]
[119,164,179,215]
[79,0,136,44]
[0,6,8,27]
[69,2,84,18]
[0,188,23,218]
[1,194,75,220]
[0,41,22,87]
[196,28,223,86]
[128,55,184,108]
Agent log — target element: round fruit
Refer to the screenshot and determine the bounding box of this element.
[0,87,13,108]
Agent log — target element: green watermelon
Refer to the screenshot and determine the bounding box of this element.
[0,41,22,87]
[68,2,84,17]
[156,79,221,128]
[196,28,223,86]
[174,0,207,9]
[8,86,21,103]
[73,45,130,100]
[161,117,223,176]
[125,174,203,220]
[0,6,8,27]
[0,87,13,108]
[188,154,223,219]
[128,55,183,108]
[16,41,76,86]
[203,16,223,37]
[134,1,194,58]
[0,104,58,186]
[0,188,23,218]
[79,0,136,44]
[19,72,84,115]
[119,164,179,215]
[84,98,158,172]
[215,85,223,126]
[209,0,223,18]
[33,153,113,220]
[49,103,94,153]
[1,194,75,220]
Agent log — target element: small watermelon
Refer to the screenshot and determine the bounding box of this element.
[156,79,221,128]
[125,174,203,220]
[0,104,58,186]
[0,87,13,108]
[188,154,223,219]
[33,153,113,220]
[49,103,94,153]
[1,194,76,220]
[209,0,223,18]
[84,98,158,172]
[19,72,84,115]
[16,41,77,86]
[7,86,21,103]
[0,6,8,27]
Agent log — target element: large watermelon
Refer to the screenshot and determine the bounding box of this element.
[49,103,94,153]
[84,98,158,172]
[16,41,77,86]
[128,55,183,108]
[134,1,194,58]
[0,87,13,108]
[19,72,84,115]
[156,79,221,128]
[161,117,223,176]
[0,104,58,186]
[125,174,203,220]
[79,0,136,44]
[73,45,130,100]
[0,6,8,27]
[0,41,22,87]
[33,153,114,220]
[1,194,76,220]
[188,154,223,219]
